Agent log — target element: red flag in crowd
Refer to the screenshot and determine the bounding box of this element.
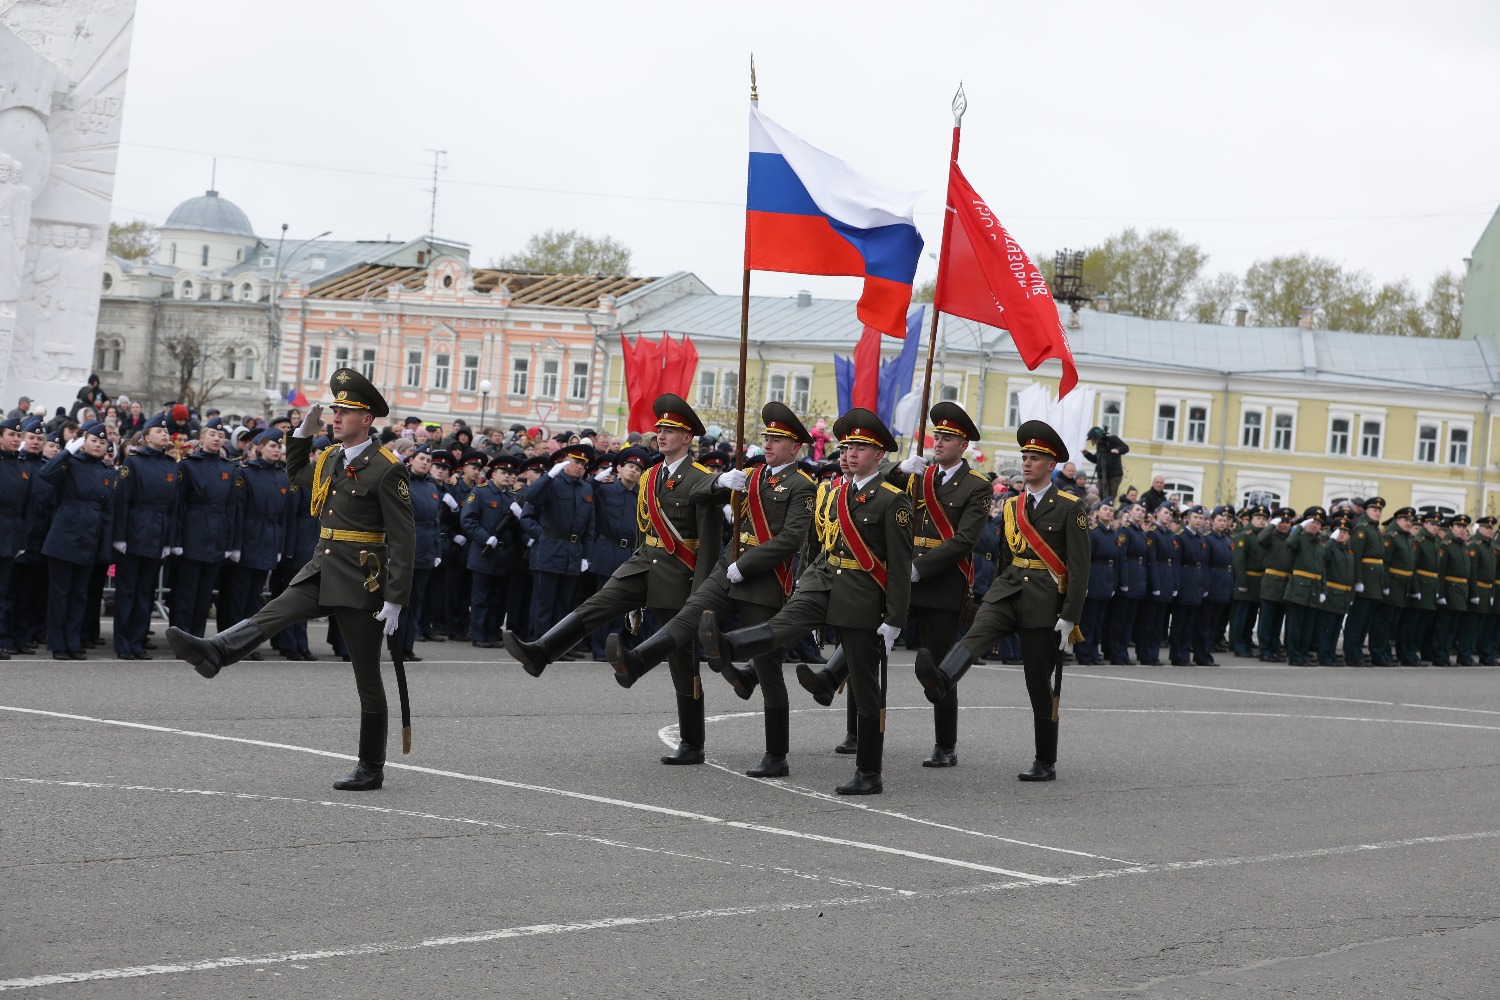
[621,333,700,433]
[934,157,1079,398]
[850,325,882,410]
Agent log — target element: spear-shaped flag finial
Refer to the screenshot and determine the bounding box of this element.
[750,53,759,105]
[952,82,967,125]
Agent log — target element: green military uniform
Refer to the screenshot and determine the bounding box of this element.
[607,402,817,778]
[1457,525,1492,665]
[1256,509,1297,660]
[1282,507,1326,666]
[506,393,722,764]
[1229,505,1268,656]
[167,367,416,792]
[1318,517,1356,665]
[702,408,913,795]
[1342,498,1387,666]
[1478,519,1500,664]
[915,420,1088,782]
[1433,516,1473,666]
[1404,513,1442,664]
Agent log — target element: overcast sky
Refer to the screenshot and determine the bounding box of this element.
[112,0,1500,306]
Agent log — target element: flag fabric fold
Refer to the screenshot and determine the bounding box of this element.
[746,105,925,337]
[935,157,1078,397]
[622,333,699,433]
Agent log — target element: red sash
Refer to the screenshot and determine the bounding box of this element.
[1013,492,1067,588]
[643,463,696,572]
[745,466,794,597]
[835,483,888,591]
[922,465,973,587]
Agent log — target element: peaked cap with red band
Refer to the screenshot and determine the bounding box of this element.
[930,400,979,441]
[761,400,813,445]
[833,407,898,452]
[1016,419,1068,462]
[653,393,706,436]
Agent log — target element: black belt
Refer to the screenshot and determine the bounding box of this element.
[545,530,582,543]
[609,536,633,548]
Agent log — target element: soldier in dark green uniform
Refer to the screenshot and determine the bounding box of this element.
[1433,514,1473,666]
[1282,506,1326,666]
[1256,506,1297,661]
[1476,517,1500,665]
[700,409,913,795]
[167,369,416,791]
[1342,496,1386,666]
[913,420,1088,782]
[1403,510,1440,665]
[605,402,816,778]
[1373,506,1417,666]
[504,394,722,764]
[1317,514,1356,665]
[1457,516,1489,666]
[1229,504,1268,657]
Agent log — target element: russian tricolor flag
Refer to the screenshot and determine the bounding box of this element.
[745,105,924,337]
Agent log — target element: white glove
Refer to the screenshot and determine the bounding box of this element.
[1381,588,1389,596]
[898,454,929,474]
[434,557,442,568]
[581,558,590,573]
[442,493,459,511]
[1120,586,1129,593]
[171,546,183,556]
[1437,596,1447,606]
[1270,517,1282,527]
[910,565,920,582]
[275,552,282,563]
[593,469,611,483]
[717,468,749,491]
[1300,518,1314,530]
[527,538,535,547]
[1354,582,1365,593]
[453,534,467,546]
[1152,589,1160,596]
[66,437,85,454]
[1411,592,1420,602]
[227,550,241,563]
[1470,597,1480,605]
[485,535,498,550]
[112,540,127,554]
[727,562,744,584]
[1318,593,1326,603]
[373,601,401,636]
[295,405,323,438]
[1172,590,1178,597]
[14,549,21,557]
[509,502,524,518]
[877,622,901,652]
[1237,586,1247,593]
[723,503,734,524]
[1054,617,1076,636]
[548,461,565,478]
[161,546,171,559]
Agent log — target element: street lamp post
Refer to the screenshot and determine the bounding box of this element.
[478,378,493,434]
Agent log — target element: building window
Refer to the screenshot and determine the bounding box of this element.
[432,353,451,390]
[1007,390,1023,429]
[794,375,813,412]
[570,361,589,401]
[698,370,718,407]
[180,279,194,300]
[721,378,737,408]
[334,346,350,370]
[243,353,255,380]
[1162,480,1196,504]
[1186,405,1208,445]
[1416,502,1458,518]
[201,245,210,266]
[540,359,560,398]
[404,350,422,388]
[306,345,323,381]
[1100,398,1123,436]
[510,357,529,395]
[241,282,254,301]
[461,354,478,392]
[939,383,959,403]
[169,243,177,265]
[1329,417,1350,455]
[1155,403,1177,442]
[1271,412,1294,451]
[1360,420,1382,458]
[1416,424,1439,463]
[226,355,237,381]
[1241,410,1262,449]
[767,373,787,403]
[1240,489,1281,508]
[1449,426,1470,466]
[361,349,376,380]
[102,272,113,292]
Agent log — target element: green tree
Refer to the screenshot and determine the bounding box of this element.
[1083,227,1206,320]
[494,228,633,275]
[107,219,157,260]
[1188,271,1241,325]
[1423,269,1465,339]
[1241,253,1356,327]
[913,278,935,304]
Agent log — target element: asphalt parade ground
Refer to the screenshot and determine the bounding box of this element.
[3,629,1498,999]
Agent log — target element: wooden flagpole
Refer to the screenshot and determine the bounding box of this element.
[914,83,967,458]
[731,55,758,561]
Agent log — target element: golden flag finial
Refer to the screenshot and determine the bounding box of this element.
[750,53,758,105]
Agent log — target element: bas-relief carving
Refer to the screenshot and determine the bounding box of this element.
[0,0,134,399]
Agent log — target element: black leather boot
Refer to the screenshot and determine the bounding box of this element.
[718,655,759,701]
[835,690,858,753]
[333,711,387,791]
[503,612,587,678]
[661,693,705,765]
[914,643,977,706]
[1018,717,1057,781]
[700,613,775,677]
[167,619,267,679]
[607,628,673,689]
[747,706,789,777]
[795,645,847,707]
[924,685,959,767]
[836,713,883,795]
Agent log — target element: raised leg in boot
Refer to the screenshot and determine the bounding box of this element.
[166,618,266,678]
[914,642,977,706]
[504,611,588,678]
[333,711,387,791]
[606,626,676,689]
[699,612,775,677]
[796,644,847,707]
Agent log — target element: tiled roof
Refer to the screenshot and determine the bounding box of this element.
[307,264,655,309]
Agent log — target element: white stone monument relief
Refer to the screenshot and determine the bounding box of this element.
[0,0,134,407]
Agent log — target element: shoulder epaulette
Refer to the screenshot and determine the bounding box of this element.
[379,446,400,464]
[796,469,814,482]
[692,462,711,475]
[881,482,904,495]
[1057,490,1080,502]
[969,470,989,482]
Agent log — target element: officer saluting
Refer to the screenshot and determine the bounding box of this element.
[169,417,237,638]
[167,368,416,792]
[913,420,1088,782]
[40,421,115,660]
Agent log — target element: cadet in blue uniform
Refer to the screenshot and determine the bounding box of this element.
[461,454,523,648]
[517,443,595,646]
[1139,504,1179,666]
[585,447,647,659]
[111,414,180,658]
[169,417,238,637]
[421,449,457,642]
[10,419,53,651]
[1198,506,1236,666]
[220,429,291,633]
[442,451,488,641]
[1077,500,1118,665]
[270,436,326,660]
[0,416,32,657]
[398,446,446,660]
[1168,506,1210,665]
[40,421,115,659]
[1107,502,1147,664]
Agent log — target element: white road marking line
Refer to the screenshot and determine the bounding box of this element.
[7,824,1495,992]
[975,663,1500,715]
[1062,707,1500,732]
[673,712,1140,865]
[0,776,903,895]
[0,704,1062,885]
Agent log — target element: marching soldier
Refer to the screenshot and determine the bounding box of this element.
[40,421,115,660]
[505,394,723,766]
[168,416,237,638]
[1229,505,1267,657]
[1432,515,1472,666]
[1343,496,1386,666]
[1282,506,1326,666]
[1257,506,1297,661]
[110,414,179,659]
[168,368,416,792]
[913,420,1086,782]
[1318,515,1356,665]
[700,408,912,794]
[1376,507,1419,666]
[607,402,817,777]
